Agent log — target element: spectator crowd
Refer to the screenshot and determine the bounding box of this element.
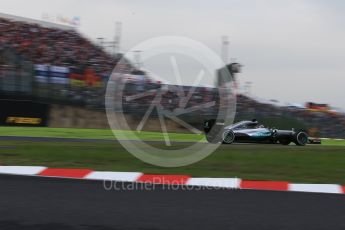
[116,77,345,138]
[0,17,117,77]
[0,16,344,138]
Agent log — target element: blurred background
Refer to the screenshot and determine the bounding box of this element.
[1,0,345,138]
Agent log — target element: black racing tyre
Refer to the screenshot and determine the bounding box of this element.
[204,119,224,144]
[294,131,309,146]
[222,130,235,144]
[206,133,221,143]
[280,139,291,145]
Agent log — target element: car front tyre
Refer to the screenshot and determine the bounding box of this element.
[294,131,309,146]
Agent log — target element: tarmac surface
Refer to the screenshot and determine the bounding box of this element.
[1,174,345,230]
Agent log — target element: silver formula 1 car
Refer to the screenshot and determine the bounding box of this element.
[204,119,312,146]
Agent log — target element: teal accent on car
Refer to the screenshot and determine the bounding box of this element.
[250,132,272,137]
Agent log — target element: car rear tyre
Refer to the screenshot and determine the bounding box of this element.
[206,133,221,144]
[204,119,225,144]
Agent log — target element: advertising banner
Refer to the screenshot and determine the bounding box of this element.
[69,73,85,87]
[50,66,70,84]
[34,64,49,83]
[34,65,70,84]
[0,100,49,126]
[69,68,102,87]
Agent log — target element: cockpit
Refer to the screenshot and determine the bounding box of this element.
[227,120,264,130]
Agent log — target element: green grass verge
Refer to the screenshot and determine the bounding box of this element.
[0,126,204,142]
[321,139,345,146]
[1,126,345,146]
[0,126,345,184]
[0,139,345,184]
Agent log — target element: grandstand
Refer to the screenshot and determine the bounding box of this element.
[0,13,345,138]
[0,12,75,30]
[0,13,123,106]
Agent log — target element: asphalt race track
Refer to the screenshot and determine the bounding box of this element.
[0,175,345,230]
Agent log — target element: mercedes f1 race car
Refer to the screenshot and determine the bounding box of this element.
[203,119,318,146]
